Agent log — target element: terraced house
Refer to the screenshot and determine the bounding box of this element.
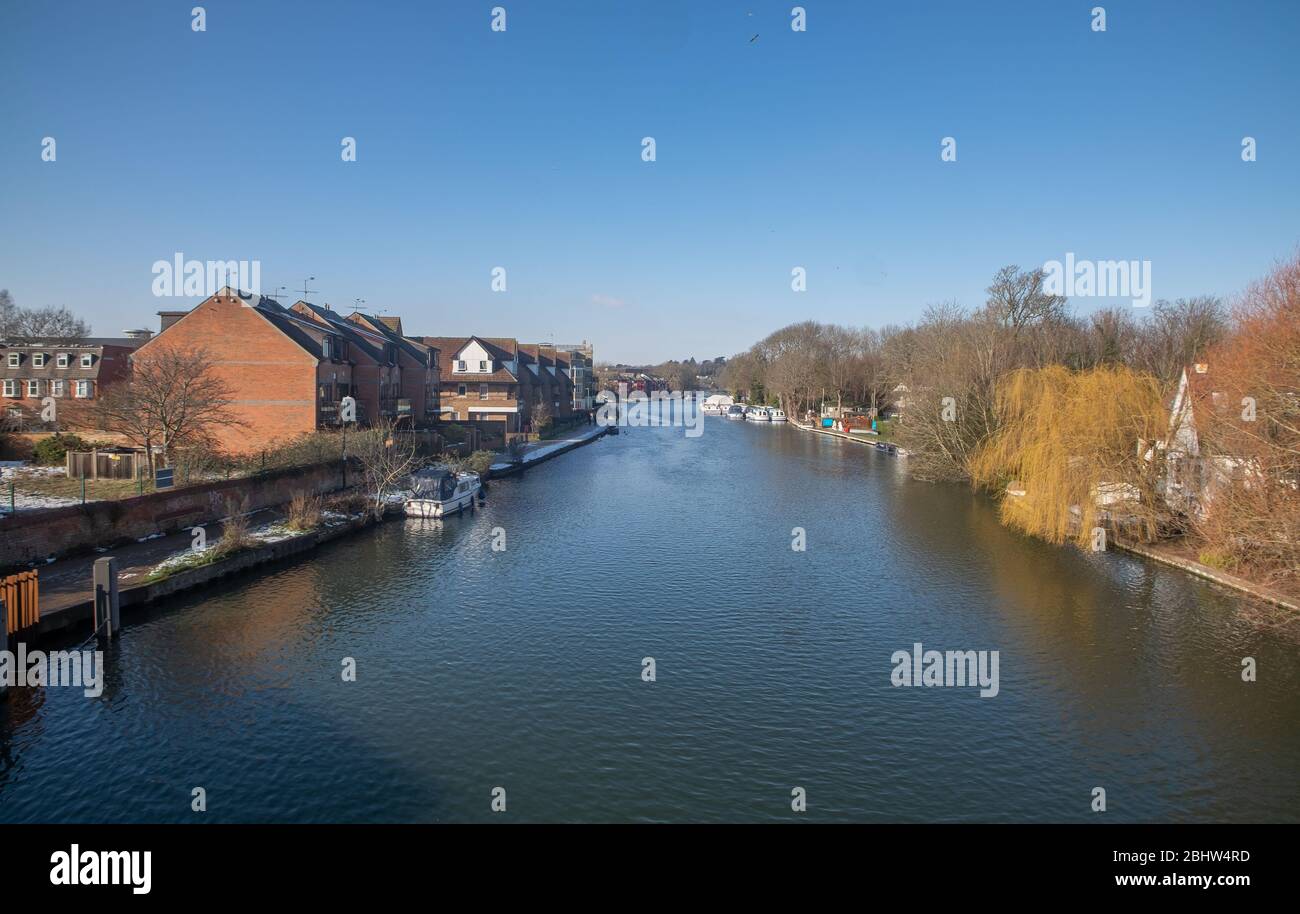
[289,301,398,424]
[518,343,575,424]
[0,334,148,432]
[424,336,530,445]
[146,289,358,452]
[345,313,439,426]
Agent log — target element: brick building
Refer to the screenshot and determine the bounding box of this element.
[555,342,596,410]
[423,336,530,444]
[518,344,575,423]
[346,313,439,425]
[141,289,354,453]
[1,335,148,432]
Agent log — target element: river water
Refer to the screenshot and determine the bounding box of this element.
[2,418,1298,823]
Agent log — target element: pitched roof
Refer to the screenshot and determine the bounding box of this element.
[292,301,390,363]
[478,337,519,359]
[134,289,325,362]
[0,337,147,349]
[347,312,431,365]
[250,298,330,359]
[423,336,520,383]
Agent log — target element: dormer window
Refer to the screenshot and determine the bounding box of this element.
[6,353,19,368]
[33,353,47,368]
[80,353,94,368]
[456,360,467,372]
[57,353,70,368]
[322,337,332,360]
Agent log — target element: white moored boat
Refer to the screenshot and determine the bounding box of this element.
[768,408,787,422]
[725,404,746,420]
[404,467,481,518]
[745,406,770,422]
[702,393,735,415]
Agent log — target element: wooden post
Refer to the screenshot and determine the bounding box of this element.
[93,557,119,641]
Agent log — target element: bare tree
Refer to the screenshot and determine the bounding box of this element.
[1135,296,1228,384]
[983,265,1068,337]
[0,291,90,341]
[1193,255,1300,586]
[531,400,554,435]
[74,344,239,474]
[349,418,421,519]
[0,290,16,337]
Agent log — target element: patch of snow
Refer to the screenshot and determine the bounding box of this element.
[250,522,301,543]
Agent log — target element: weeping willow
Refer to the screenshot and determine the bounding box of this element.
[970,365,1169,547]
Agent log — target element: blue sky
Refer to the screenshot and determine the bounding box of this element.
[1,0,1297,363]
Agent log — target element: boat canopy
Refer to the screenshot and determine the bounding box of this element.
[411,467,457,500]
[704,394,734,407]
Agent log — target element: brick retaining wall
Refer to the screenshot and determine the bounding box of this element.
[0,462,345,568]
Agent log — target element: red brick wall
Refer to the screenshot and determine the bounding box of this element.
[397,350,430,423]
[137,295,320,453]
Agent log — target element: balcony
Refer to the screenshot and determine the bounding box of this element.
[318,399,368,426]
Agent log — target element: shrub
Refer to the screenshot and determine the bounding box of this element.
[174,442,232,480]
[33,433,89,465]
[441,424,466,444]
[464,450,495,475]
[222,431,346,477]
[505,439,528,464]
[323,491,369,517]
[1197,549,1234,572]
[285,492,322,532]
[213,496,255,557]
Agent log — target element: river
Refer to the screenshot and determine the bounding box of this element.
[2,417,1298,823]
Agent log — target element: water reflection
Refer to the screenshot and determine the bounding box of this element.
[1,419,1297,822]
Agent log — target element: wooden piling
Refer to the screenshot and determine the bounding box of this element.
[93,557,119,641]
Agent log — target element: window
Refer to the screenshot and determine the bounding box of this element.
[6,353,19,368]
[456,360,466,372]
[75,380,91,398]
[80,354,94,368]
[56,353,70,368]
[457,384,466,397]
[322,337,332,360]
[2,380,15,397]
[479,360,488,371]
[479,383,488,400]
[51,379,65,397]
[33,353,47,368]
[26,380,40,397]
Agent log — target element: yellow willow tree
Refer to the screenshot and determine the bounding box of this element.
[970,365,1170,547]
